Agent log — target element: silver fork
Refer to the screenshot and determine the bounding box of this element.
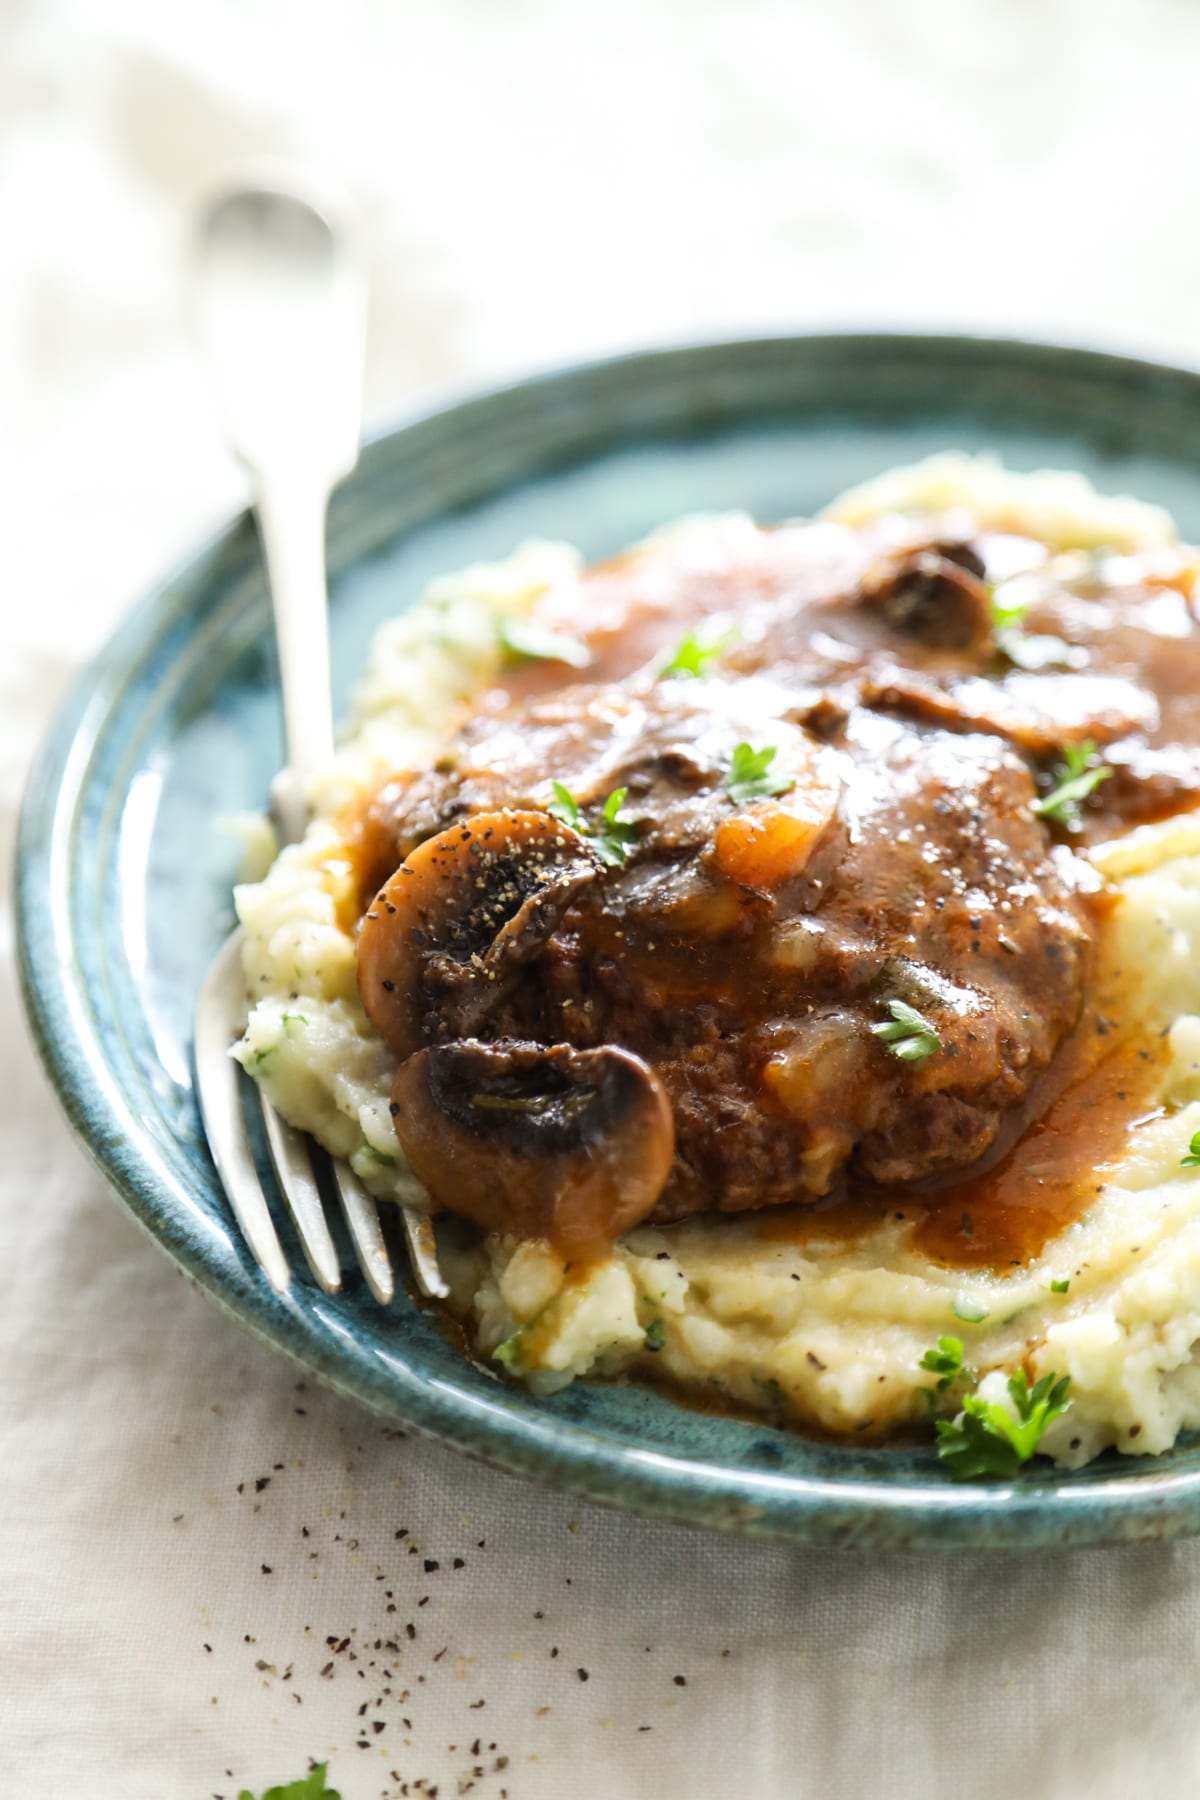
[190,176,445,1303]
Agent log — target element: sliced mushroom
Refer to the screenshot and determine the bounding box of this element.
[856,546,994,657]
[859,665,1155,757]
[390,1038,675,1258]
[357,811,597,1061]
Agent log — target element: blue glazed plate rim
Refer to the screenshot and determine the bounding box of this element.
[18,328,1200,1550]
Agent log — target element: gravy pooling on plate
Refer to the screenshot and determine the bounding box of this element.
[349,512,1200,1262]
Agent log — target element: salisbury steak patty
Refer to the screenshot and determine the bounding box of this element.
[357,673,1096,1246]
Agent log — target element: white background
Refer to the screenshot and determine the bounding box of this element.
[7,3,1200,1795]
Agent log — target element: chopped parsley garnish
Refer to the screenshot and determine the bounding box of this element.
[1181,1131,1200,1168]
[871,998,941,1064]
[1032,739,1112,831]
[726,742,793,807]
[988,579,1029,632]
[990,580,1080,673]
[548,781,582,828]
[497,615,591,669]
[359,1138,397,1167]
[548,782,639,867]
[996,628,1075,672]
[658,624,739,680]
[935,1370,1072,1481]
[1050,1278,1071,1294]
[951,1296,990,1325]
[238,1766,341,1800]
[644,1317,666,1351]
[493,1330,524,1368]
[594,787,638,866]
[247,1012,307,1070]
[918,1335,964,1393]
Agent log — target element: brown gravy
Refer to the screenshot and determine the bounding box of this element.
[910,1037,1164,1267]
[756,977,1168,1270]
[351,514,1200,1266]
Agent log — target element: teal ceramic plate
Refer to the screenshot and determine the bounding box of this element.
[20,332,1200,1550]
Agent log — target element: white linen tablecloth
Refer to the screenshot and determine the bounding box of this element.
[8,4,1200,1795]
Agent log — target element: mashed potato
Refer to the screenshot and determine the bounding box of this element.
[234,454,1200,1468]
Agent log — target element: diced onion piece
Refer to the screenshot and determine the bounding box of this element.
[713,759,840,890]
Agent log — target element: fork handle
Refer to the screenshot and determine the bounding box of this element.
[254,469,336,847]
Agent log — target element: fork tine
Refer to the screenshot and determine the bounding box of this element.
[260,1101,343,1294]
[331,1162,396,1305]
[194,932,291,1294]
[400,1206,449,1300]
[198,926,447,1305]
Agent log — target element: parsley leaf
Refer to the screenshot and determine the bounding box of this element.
[548,781,582,829]
[593,787,638,867]
[990,580,1084,672]
[247,1011,308,1071]
[1032,739,1112,832]
[936,1370,1072,1481]
[497,615,591,669]
[548,783,638,867]
[918,1335,964,1393]
[548,780,582,829]
[1181,1131,1200,1169]
[988,579,1029,632]
[658,624,739,680]
[726,742,793,807]
[359,1138,397,1167]
[996,628,1076,672]
[1050,1278,1071,1294]
[238,1764,341,1800]
[493,1329,525,1368]
[644,1317,666,1351]
[871,998,941,1064]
